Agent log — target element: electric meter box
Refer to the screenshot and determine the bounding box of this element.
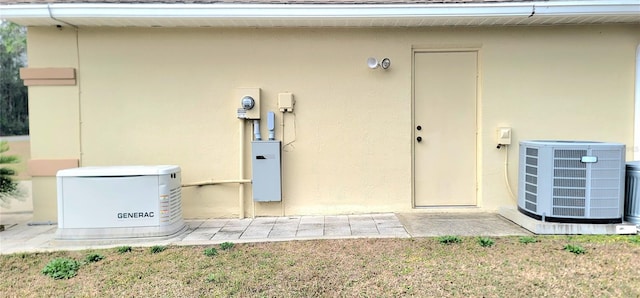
[55,165,186,240]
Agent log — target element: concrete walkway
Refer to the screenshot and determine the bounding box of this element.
[0,212,531,255]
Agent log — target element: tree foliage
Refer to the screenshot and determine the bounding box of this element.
[0,140,20,207]
[0,21,29,136]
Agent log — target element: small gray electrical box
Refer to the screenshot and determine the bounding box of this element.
[252,141,282,202]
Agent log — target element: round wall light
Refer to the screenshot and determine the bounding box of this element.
[367,57,379,69]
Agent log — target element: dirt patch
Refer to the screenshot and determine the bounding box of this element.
[1,236,639,297]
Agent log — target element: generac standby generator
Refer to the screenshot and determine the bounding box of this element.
[56,165,185,240]
[518,141,625,224]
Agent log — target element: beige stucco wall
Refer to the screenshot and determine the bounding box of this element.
[27,27,81,221]
[26,24,639,221]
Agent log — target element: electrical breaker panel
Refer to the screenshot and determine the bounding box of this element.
[252,141,282,202]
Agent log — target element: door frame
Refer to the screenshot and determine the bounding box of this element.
[411,47,482,208]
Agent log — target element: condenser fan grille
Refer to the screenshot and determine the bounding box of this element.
[552,149,587,217]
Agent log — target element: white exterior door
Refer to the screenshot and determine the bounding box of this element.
[413,51,478,207]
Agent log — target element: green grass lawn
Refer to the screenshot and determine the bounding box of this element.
[1,236,639,297]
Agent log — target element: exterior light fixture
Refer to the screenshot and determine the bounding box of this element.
[380,58,391,69]
[367,57,379,69]
[367,57,391,70]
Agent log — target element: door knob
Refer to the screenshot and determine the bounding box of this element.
[417,136,422,142]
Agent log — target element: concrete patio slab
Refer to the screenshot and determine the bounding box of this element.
[241,224,273,239]
[324,225,352,237]
[198,219,229,228]
[396,212,532,237]
[211,231,243,240]
[0,211,560,254]
[299,216,324,224]
[296,228,324,237]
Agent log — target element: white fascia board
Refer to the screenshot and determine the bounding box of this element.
[1,1,638,26]
[1,3,528,19]
[534,1,640,16]
[0,4,52,19]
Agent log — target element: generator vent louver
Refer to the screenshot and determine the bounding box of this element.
[162,186,183,224]
[518,141,625,224]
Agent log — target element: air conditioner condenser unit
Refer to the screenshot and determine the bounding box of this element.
[518,140,625,224]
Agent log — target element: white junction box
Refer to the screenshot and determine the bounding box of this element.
[278,92,294,112]
[56,165,186,240]
[497,127,512,145]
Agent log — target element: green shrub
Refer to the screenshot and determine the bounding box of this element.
[0,141,23,208]
[519,236,537,244]
[478,237,495,247]
[564,244,586,255]
[84,253,104,263]
[220,242,235,251]
[42,258,81,279]
[116,246,132,254]
[438,235,462,245]
[150,245,167,254]
[204,247,218,257]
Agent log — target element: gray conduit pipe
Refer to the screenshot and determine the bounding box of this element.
[27,221,56,226]
[182,179,251,188]
[253,120,261,140]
